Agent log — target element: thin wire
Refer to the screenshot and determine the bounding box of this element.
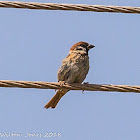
[0,80,140,93]
[0,1,140,14]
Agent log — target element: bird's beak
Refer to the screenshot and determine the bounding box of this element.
[88,44,95,50]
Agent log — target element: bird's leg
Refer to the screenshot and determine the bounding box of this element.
[58,81,66,91]
[59,81,66,86]
[82,82,89,94]
[55,81,66,92]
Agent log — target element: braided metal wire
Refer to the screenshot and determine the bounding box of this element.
[0,1,140,14]
[0,80,140,93]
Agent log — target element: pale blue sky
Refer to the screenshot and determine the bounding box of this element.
[0,0,140,140]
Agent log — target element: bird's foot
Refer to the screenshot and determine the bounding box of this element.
[82,82,89,94]
[59,81,65,88]
[83,82,89,85]
[55,81,66,92]
[59,81,66,87]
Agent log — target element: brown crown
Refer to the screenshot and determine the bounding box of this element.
[70,41,89,51]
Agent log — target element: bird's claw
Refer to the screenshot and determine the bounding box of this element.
[59,81,66,87]
[83,82,89,85]
[82,82,89,94]
[55,81,66,92]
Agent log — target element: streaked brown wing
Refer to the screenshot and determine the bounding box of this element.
[57,63,71,82]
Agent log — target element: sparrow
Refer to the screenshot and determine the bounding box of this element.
[44,41,95,109]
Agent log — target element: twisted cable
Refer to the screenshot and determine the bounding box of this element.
[0,80,140,93]
[0,1,140,14]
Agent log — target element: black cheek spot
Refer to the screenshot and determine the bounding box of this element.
[86,48,89,54]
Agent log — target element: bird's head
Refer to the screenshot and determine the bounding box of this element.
[70,41,95,55]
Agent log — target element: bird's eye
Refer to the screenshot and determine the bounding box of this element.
[77,48,83,50]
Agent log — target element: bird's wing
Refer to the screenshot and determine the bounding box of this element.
[57,63,71,82]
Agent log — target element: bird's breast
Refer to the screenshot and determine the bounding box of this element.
[63,53,89,83]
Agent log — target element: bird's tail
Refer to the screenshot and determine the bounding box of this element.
[44,89,68,109]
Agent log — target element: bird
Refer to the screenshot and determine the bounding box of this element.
[44,41,95,109]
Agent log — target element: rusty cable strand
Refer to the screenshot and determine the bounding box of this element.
[0,1,140,14]
[0,80,140,93]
